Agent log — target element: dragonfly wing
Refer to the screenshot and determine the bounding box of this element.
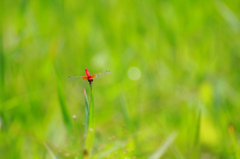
[68,76,88,81]
[91,70,112,79]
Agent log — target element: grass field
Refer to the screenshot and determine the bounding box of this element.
[1,0,240,158]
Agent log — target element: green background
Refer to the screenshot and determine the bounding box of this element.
[1,0,240,158]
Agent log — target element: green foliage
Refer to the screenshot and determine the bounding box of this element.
[1,0,240,158]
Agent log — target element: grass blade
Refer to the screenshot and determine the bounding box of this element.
[98,144,122,159]
[89,83,95,132]
[54,65,72,137]
[192,109,201,158]
[44,143,57,159]
[85,83,95,156]
[84,88,89,135]
[148,132,178,159]
[120,90,132,132]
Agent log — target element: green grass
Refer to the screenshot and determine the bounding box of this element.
[84,89,89,136]
[1,0,240,158]
[85,83,95,156]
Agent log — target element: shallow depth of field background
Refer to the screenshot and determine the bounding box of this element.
[1,0,240,158]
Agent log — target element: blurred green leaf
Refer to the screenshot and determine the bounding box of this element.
[148,132,178,159]
[55,64,73,137]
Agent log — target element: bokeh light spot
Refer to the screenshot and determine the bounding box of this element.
[91,53,109,69]
[128,67,141,80]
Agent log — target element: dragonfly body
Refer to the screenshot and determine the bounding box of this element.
[68,68,112,84]
[85,68,94,83]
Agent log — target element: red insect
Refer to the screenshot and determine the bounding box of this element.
[68,68,112,84]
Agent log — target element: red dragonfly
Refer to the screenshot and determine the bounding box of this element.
[68,68,112,84]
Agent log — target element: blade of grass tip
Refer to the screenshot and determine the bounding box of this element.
[98,143,122,159]
[44,143,57,159]
[54,64,72,137]
[84,88,89,135]
[119,88,131,132]
[193,109,201,158]
[148,132,178,159]
[85,83,95,156]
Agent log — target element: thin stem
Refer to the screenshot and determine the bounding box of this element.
[85,83,95,156]
[89,83,95,129]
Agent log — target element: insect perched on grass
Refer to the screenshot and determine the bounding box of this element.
[68,68,112,84]
[68,68,112,156]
